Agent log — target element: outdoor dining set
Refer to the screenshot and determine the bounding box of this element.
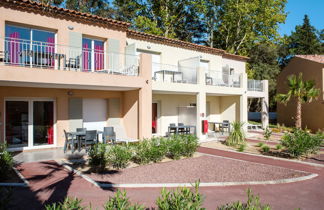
[64,127,116,153]
[168,123,196,135]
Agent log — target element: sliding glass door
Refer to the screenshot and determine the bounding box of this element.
[5,99,55,148]
[33,101,54,146]
[5,101,29,148]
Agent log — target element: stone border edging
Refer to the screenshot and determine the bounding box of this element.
[0,167,29,187]
[199,146,324,168]
[57,160,318,189]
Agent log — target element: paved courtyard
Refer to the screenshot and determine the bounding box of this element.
[5,147,324,210]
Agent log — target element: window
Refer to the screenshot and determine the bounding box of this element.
[82,38,104,72]
[5,25,55,67]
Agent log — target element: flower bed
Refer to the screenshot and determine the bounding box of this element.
[64,135,200,173]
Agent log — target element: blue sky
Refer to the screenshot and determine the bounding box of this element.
[279,0,324,36]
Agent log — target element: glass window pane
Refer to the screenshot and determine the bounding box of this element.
[33,101,54,146]
[94,40,104,70]
[32,29,55,67]
[82,38,92,71]
[5,25,31,65]
[5,101,29,148]
[5,25,30,41]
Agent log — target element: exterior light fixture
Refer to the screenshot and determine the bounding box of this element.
[67,91,74,96]
[147,45,151,49]
[68,26,74,30]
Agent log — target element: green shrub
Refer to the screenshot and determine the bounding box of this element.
[256,142,264,147]
[88,143,108,172]
[275,144,283,150]
[0,144,14,181]
[281,129,323,158]
[261,145,270,153]
[149,137,168,162]
[237,144,246,152]
[45,197,85,210]
[167,135,184,160]
[104,190,144,210]
[156,181,204,210]
[263,127,272,140]
[107,144,132,169]
[226,122,246,147]
[218,189,271,210]
[132,139,152,165]
[181,135,199,157]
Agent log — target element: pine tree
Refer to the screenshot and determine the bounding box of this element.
[289,15,322,55]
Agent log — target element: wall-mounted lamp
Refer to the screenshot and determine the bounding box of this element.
[147,45,151,49]
[146,80,149,84]
[68,26,74,30]
[67,91,74,96]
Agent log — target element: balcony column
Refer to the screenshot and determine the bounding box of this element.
[138,53,152,139]
[240,73,248,130]
[261,80,269,128]
[195,67,207,140]
[196,91,207,141]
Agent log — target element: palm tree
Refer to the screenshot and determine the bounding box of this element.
[276,73,320,128]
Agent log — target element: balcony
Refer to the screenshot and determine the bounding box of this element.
[152,63,197,84]
[248,80,263,92]
[0,37,139,76]
[205,70,241,88]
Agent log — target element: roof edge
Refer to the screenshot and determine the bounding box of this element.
[1,0,130,30]
[127,30,249,61]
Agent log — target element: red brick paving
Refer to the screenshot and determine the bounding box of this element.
[7,147,324,210]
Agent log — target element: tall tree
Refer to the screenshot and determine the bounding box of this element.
[212,0,287,55]
[248,43,281,112]
[111,0,144,23]
[133,0,204,42]
[276,73,320,128]
[279,15,323,67]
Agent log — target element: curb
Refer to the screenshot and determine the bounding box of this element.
[199,147,324,168]
[57,160,318,189]
[0,167,29,187]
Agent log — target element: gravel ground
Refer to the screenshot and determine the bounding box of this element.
[88,155,310,184]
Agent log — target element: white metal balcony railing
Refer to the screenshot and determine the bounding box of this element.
[152,62,197,84]
[205,71,241,88]
[248,79,263,92]
[0,37,139,76]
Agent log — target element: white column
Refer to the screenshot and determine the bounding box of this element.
[196,67,207,141]
[196,91,207,140]
[261,80,269,128]
[240,73,248,130]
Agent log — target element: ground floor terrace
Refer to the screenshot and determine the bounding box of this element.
[0,86,151,150]
[152,92,248,141]
[5,146,324,210]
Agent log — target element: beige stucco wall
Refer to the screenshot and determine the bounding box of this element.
[222,58,246,75]
[220,96,240,123]
[153,94,196,136]
[153,94,241,136]
[127,38,223,71]
[277,57,324,131]
[0,86,135,146]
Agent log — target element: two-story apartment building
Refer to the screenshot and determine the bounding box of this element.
[0,0,268,150]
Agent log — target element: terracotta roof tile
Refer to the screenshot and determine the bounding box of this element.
[295,55,324,64]
[1,0,130,30]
